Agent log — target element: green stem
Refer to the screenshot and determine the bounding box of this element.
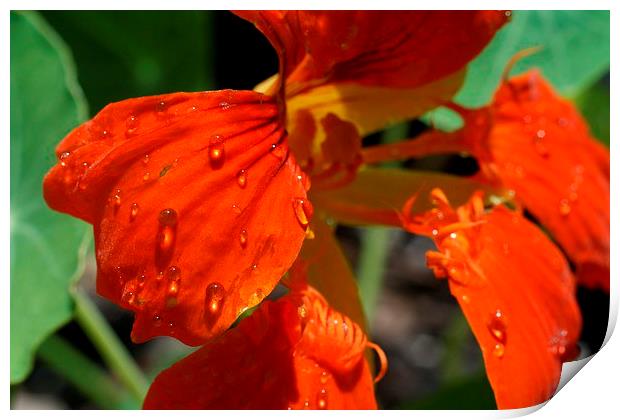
[357,123,409,322]
[38,335,136,409]
[73,291,148,404]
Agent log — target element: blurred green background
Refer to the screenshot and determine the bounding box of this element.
[10,10,610,409]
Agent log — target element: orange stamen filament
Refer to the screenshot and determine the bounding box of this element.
[367,342,388,384]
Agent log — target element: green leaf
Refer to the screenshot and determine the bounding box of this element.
[426,11,610,132]
[10,11,90,384]
[41,11,214,114]
[458,10,610,107]
[575,82,610,147]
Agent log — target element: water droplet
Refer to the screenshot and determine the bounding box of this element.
[130,203,139,221]
[143,154,150,165]
[100,129,111,139]
[126,115,138,137]
[156,100,167,113]
[303,400,310,409]
[493,343,505,358]
[157,209,178,259]
[431,229,439,236]
[112,189,122,212]
[461,295,470,304]
[559,199,571,216]
[159,208,178,226]
[204,282,225,321]
[449,232,457,239]
[231,204,242,215]
[121,279,141,306]
[143,172,150,182]
[320,371,329,385]
[219,101,231,110]
[153,314,162,327]
[292,198,312,228]
[59,151,71,167]
[166,266,181,286]
[236,169,248,188]
[208,136,225,168]
[239,229,248,248]
[270,143,286,159]
[487,309,507,344]
[316,388,328,409]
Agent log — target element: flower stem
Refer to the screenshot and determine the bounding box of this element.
[73,291,148,404]
[37,335,138,409]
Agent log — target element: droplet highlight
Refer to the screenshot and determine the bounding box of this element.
[130,203,139,221]
[204,282,225,321]
[236,169,247,188]
[239,229,248,248]
[208,136,225,168]
[487,309,507,344]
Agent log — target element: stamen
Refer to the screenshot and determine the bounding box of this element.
[367,342,388,384]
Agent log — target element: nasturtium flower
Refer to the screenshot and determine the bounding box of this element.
[400,189,582,409]
[144,273,386,409]
[43,10,507,346]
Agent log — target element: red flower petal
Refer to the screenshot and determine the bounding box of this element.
[461,70,609,291]
[143,284,380,409]
[402,189,581,409]
[235,11,508,92]
[43,90,310,345]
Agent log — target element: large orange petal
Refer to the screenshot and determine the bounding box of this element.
[236,11,507,93]
[481,71,610,291]
[402,190,581,409]
[43,90,310,346]
[143,284,378,409]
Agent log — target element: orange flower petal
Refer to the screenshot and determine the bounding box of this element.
[43,90,310,345]
[402,190,581,409]
[462,70,609,291]
[236,11,508,92]
[143,284,380,409]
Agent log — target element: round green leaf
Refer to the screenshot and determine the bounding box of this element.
[458,10,610,106]
[10,11,90,384]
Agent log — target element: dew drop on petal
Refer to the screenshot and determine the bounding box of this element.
[208,136,225,168]
[303,400,310,409]
[112,189,122,212]
[236,169,248,188]
[204,282,225,321]
[143,172,150,182]
[153,314,162,327]
[59,151,71,167]
[493,343,505,358]
[239,229,248,248]
[559,199,571,217]
[143,154,150,165]
[156,100,167,114]
[126,115,138,137]
[292,198,312,228]
[231,204,242,215]
[487,309,507,344]
[316,388,328,410]
[157,209,178,256]
[130,203,139,221]
[320,371,329,385]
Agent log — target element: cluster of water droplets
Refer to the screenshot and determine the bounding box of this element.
[487,309,507,359]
